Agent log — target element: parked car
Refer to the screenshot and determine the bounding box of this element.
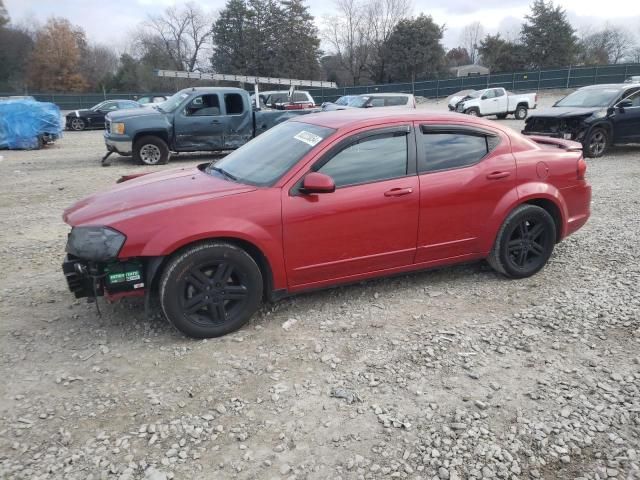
[66,99,142,131]
[0,98,62,149]
[250,90,316,109]
[624,76,640,84]
[322,93,416,111]
[522,83,640,158]
[320,95,358,110]
[63,109,591,339]
[136,95,168,107]
[102,87,314,165]
[448,87,537,119]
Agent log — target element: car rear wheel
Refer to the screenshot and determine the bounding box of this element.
[133,136,170,165]
[465,108,480,116]
[514,105,528,120]
[488,205,556,279]
[70,118,86,131]
[159,242,263,338]
[584,127,609,158]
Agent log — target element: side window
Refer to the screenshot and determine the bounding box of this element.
[494,89,505,98]
[102,102,118,111]
[370,98,385,107]
[186,94,220,116]
[317,132,408,187]
[224,93,244,114]
[623,90,640,107]
[118,101,138,109]
[483,90,495,99]
[419,127,499,173]
[293,92,308,102]
[385,96,408,106]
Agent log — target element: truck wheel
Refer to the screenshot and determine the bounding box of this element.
[465,108,480,116]
[133,136,170,165]
[514,105,528,120]
[496,113,508,120]
[583,127,609,158]
[159,242,263,338]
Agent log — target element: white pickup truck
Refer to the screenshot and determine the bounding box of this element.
[448,87,537,119]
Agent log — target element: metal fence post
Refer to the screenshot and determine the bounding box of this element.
[436,79,439,98]
[595,66,599,84]
[566,65,571,88]
[512,73,515,91]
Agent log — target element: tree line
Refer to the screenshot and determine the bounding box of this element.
[0,0,639,94]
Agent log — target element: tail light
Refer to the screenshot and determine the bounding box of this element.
[577,156,587,180]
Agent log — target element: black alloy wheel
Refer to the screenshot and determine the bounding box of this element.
[488,205,556,278]
[584,128,609,158]
[160,242,263,338]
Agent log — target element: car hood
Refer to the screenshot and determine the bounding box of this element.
[106,107,162,122]
[528,106,601,118]
[63,166,256,227]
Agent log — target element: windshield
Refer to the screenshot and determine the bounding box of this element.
[209,122,335,187]
[556,88,622,108]
[335,96,354,106]
[91,101,108,111]
[160,91,190,113]
[348,96,369,108]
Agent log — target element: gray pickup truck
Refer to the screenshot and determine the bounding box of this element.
[103,87,314,165]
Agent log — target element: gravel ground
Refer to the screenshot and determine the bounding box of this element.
[1,94,639,480]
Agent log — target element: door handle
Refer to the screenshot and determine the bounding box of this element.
[384,187,413,197]
[486,171,511,180]
[211,119,220,124]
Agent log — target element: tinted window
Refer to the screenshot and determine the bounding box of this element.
[118,101,139,109]
[293,92,309,102]
[494,89,504,98]
[186,94,220,116]
[317,133,408,187]
[224,93,244,114]
[622,90,640,107]
[370,98,385,107]
[419,130,496,173]
[385,96,408,106]
[212,122,334,187]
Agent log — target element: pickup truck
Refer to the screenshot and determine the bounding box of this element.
[448,87,537,120]
[103,87,313,165]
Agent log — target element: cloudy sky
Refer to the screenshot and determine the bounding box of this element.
[5,0,640,52]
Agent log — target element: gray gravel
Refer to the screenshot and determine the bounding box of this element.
[1,96,640,479]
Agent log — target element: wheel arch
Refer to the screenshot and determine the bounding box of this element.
[521,197,563,243]
[133,130,170,147]
[148,236,279,303]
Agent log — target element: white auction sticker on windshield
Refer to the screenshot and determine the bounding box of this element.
[294,130,323,146]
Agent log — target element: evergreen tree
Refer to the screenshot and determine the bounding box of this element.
[278,0,320,79]
[383,14,445,83]
[521,0,577,68]
[478,34,528,72]
[211,0,251,74]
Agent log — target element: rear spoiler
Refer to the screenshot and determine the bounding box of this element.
[527,135,583,152]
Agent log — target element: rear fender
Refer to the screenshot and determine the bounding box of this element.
[478,183,567,253]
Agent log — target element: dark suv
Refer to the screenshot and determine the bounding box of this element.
[522,84,640,157]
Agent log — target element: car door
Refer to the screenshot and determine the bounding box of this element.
[173,93,224,151]
[222,92,253,148]
[282,124,420,288]
[479,89,496,114]
[493,89,508,113]
[91,101,118,127]
[611,89,640,143]
[414,123,517,263]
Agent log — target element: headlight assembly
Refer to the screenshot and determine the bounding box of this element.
[111,122,126,135]
[66,226,126,262]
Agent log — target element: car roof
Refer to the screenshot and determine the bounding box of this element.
[580,83,637,91]
[293,108,502,131]
[359,93,412,97]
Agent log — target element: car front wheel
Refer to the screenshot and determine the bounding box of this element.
[465,108,480,116]
[488,205,556,279]
[133,136,170,165]
[514,106,528,120]
[69,118,86,131]
[584,127,609,158]
[159,242,263,338]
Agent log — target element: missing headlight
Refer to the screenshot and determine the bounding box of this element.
[66,226,126,262]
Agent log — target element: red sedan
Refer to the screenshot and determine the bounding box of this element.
[62,110,591,338]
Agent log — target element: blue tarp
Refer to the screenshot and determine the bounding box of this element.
[0,99,62,150]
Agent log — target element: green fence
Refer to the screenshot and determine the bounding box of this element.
[307,63,640,104]
[2,62,639,109]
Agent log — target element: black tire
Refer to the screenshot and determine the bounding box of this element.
[465,108,480,117]
[583,127,609,158]
[514,105,528,120]
[487,205,556,279]
[69,117,86,131]
[159,242,263,338]
[133,136,170,165]
[496,113,508,120]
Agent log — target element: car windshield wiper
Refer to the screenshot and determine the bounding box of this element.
[209,166,238,182]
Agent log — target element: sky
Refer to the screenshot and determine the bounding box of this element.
[5,0,640,53]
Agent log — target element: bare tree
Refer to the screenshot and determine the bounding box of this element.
[143,2,213,72]
[322,0,373,85]
[365,0,412,83]
[460,21,483,64]
[579,24,636,64]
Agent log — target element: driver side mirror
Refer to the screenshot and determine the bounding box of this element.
[301,172,335,194]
